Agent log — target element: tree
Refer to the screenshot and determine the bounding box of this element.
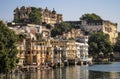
[116,32,120,40]
[51,22,72,37]
[114,40,120,53]
[46,24,52,29]
[51,27,62,37]
[80,13,102,21]
[114,32,120,53]
[29,7,42,24]
[0,21,18,74]
[88,32,113,58]
[17,33,26,42]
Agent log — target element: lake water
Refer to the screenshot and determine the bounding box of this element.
[1,62,120,79]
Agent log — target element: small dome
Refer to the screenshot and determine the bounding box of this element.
[52,8,56,14]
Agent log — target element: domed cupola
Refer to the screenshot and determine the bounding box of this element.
[52,8,56,14]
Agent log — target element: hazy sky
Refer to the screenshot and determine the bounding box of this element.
[0,0,120,31]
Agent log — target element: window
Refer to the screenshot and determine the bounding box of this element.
[33,56,37,63]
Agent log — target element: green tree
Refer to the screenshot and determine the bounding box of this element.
[114,40,120,53]
[29,7,42,24]
[88,32,113,58]
[80,13,102,21]
[116,32,120,40]
[17,33,26,42]
[51,27,62,37]
[0,21,18,74]
[114,32,120,53]
[51,22,72,37]
[14,18,25,23]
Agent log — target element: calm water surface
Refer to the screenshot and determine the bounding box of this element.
[1,62,120,79]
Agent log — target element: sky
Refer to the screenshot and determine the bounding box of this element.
[0,0,120,31]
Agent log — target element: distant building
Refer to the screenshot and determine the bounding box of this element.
[64,20,118,44]
[14,6,62,26]
[81,20,118,44]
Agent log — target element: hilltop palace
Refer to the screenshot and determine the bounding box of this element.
[14,6,62,26]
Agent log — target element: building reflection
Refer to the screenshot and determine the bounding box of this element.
[1,66,120,79]
[30,66,88,79]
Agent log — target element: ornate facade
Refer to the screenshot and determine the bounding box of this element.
[14,6,62,25]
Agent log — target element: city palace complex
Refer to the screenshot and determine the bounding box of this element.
[6,6,118,69]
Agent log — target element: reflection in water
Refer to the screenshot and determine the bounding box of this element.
[35,66,89,79]
[1,63,120,79]
[87,62,120,72]
[1,66,88,79]
[89,71,120,79]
